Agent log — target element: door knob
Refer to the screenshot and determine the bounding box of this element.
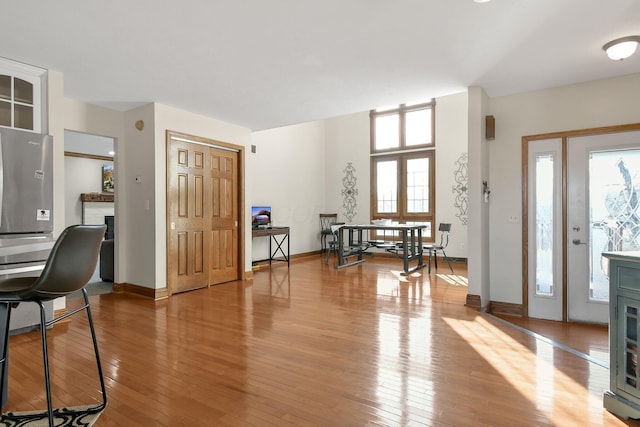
[572,239,588,245]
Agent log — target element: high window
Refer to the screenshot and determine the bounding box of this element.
[370,100,435,239]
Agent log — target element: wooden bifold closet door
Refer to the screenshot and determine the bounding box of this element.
[167,132,240,295]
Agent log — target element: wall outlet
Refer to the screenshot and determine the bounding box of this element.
[508,215,520,223]
[460,242,465,250]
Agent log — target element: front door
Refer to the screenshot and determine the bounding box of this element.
[167,132,241,294]
[567,131,640,323]
[526,126,640,322]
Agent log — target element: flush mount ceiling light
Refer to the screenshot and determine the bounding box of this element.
[603,36,640,60]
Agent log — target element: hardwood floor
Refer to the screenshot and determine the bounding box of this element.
[2,256,633,426]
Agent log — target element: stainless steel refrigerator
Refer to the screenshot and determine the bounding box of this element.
[0,127,53,235]
[0,128,55,407]
[0,127,55,330]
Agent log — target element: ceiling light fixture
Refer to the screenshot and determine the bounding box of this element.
[603,36,640,60]
[473,0,491,3]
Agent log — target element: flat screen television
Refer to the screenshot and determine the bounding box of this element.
[251,206,271,228]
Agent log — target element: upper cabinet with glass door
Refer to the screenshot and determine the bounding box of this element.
[0,58,46,133]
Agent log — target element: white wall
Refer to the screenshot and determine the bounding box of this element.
[251,121,326,257]
[120,104,156,288]
[64,156,114,226]
[487,72,640,305]
[434,92,468,257]
[324,111,370,224]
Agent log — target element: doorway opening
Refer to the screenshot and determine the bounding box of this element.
[64,129,116,293]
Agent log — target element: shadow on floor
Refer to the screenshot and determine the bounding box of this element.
[67,281,113,300]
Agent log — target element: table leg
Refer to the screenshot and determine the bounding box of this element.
[417,228,424,269]
[271,234,289,265]
[402,230,410,273]
[400,228,426,275]
[337,227,345,267]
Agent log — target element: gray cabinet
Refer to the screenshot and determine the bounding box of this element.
[603,251,640,419]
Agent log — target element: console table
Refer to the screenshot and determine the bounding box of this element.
[252,227,290,267]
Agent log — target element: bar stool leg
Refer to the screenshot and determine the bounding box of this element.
[38,302,54,426]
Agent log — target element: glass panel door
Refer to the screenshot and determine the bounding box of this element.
[568,131,640,323]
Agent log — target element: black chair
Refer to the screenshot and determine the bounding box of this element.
[325,223,344,265]
[319,213,338,253]
[0,225,107,426]
[423,223,454,274]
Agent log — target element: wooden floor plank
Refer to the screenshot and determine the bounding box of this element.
[1,256,629,426]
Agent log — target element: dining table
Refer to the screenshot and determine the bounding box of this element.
[334,223,426,275]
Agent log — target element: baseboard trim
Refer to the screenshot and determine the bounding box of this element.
[113,283,169,301]
[465,294,481,309]
[251,251,318,271]
[488,300,524,317]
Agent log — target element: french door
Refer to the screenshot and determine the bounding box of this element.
[527,126,640,323]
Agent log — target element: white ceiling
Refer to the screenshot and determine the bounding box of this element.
[2,0,639,131]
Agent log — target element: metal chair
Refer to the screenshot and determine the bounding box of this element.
[325,223,344,265]
[319,213,338,253]
[0,224,107,426]
[423,223,454,274]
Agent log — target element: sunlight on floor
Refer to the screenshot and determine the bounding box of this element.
[435,273,468,286]
[443,315,609,425]
[389,270,413,282]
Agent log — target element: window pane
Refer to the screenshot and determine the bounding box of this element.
[377,160,397,213]
[14,78,33,105]
[589,149,640,302]
[407,157,429,213]
[374,114,399,150]
[14,104,33,130]
[406,109,432,146]
[0,101,10,126]
[535,154,554,297]
[0,75,10,100]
